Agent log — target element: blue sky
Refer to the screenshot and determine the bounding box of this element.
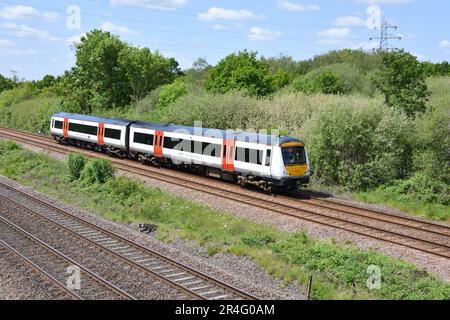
[0,0,449,80]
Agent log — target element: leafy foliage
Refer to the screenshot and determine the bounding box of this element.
[0,74,15,93]
[205,50,274,96]
[374,50,430,117]
[119,46,180,102]
[67,153,87,180]
[80,158,115,184]
[157,79,187,109]
[60,30,180,112]
[303,101,413,190]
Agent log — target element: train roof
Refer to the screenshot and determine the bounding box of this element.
[132,121,302,146]
[52,112,132,126]
[52,112,303,146]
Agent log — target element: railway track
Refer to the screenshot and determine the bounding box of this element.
[1,128,449,260]
[0,215,134,300]
[0,181,257,300]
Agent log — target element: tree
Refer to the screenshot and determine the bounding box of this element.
[205,50,274,96]
[315,70,343,94]
[35,75,56,90]
[0,74,15,93]
[374,50,429,117]
[61,29,181,111]
[119,46,181,102]
[74,30,130,108]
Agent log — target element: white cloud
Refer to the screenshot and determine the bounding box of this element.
[318,27,351,38]
[247,27,282,41]
[438,40,450,48]
[110,0,188,11]
[1,23,59,41]
[357,0,411,4]
[100,22,137,35]
[0,39,16,46]
[335,16,366,27]
[65,33,86,46]
[213,24,229,30]
[0,5,59,21]
[278,1,320,12]
[412,52,427,61]
[198,7,264,21]
[0,47,39,56]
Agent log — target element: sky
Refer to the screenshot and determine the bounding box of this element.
[0,0,449,80]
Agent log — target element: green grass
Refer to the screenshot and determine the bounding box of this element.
[0,140,449,300]
[355,189,450,222]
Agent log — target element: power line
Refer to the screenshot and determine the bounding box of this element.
[369,18,401,52]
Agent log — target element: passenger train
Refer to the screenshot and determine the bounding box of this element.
[50,112,310,191]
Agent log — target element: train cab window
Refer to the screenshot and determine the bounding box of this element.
[104,128,121,140]
[265,150,271,166]
[54,120,63,129]
[133,132,154,145]
[282,146,306,165]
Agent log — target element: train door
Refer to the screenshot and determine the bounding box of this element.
[221,139,235,172]
[63,118,69,138]
[262,147,272,178]
[98,123,105,145]
[154,130,164,157]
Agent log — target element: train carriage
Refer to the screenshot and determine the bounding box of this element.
[50,112,131,157]
[51,112,310,191]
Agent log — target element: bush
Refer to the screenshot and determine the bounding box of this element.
[241,233,276,247]
[291,70,343,95]
[80,159,115,184]
[0,140,22,153]
[157,79,187,109]
[67,153,87,180]
[103,176,144,206]
[303,101,413,190]
[315,70,343,94]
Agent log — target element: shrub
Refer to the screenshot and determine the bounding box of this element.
[0,140,22,153]
[241,233,276,247]
[67,153,87,180]
[80,159,115,184]
[291,69,343,95]
[103,176,144,206]
[157,79,187,109]
[291,75,317,94]
[315,70,343,94]
[303,101,413,190]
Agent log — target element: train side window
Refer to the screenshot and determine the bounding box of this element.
[68,122,97,135]
[133,132,154,145]
[104,128,121,140]
[54,120,63,129]
[265,150,271,166]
